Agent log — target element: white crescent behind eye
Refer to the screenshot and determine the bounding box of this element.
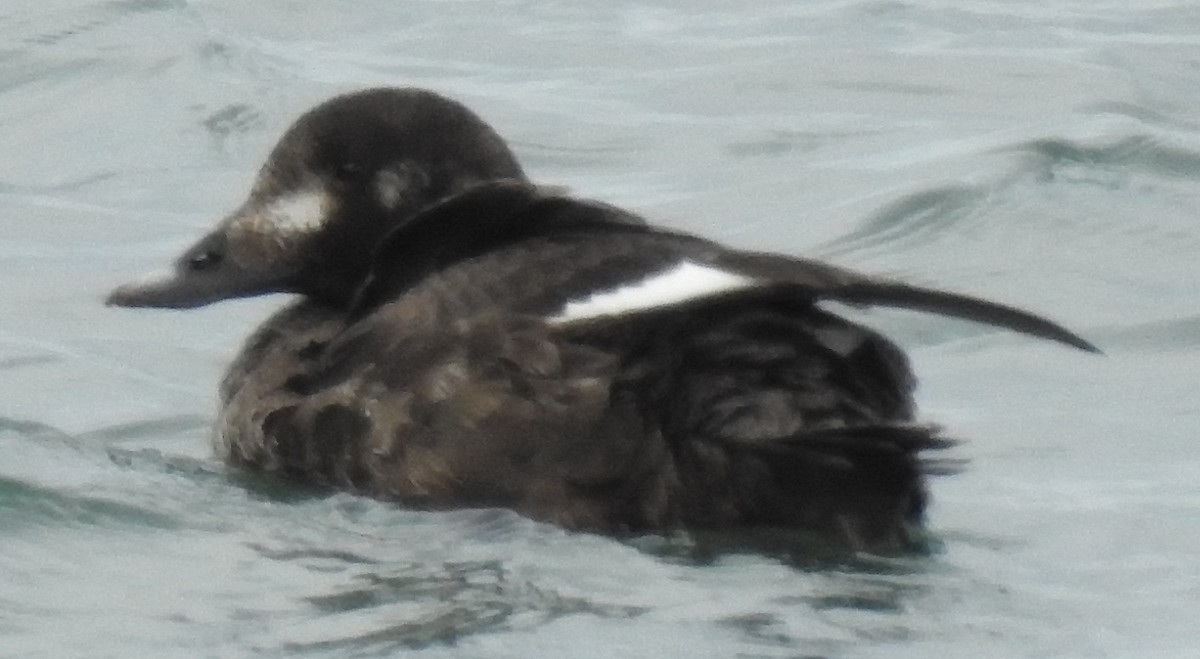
[263,188,330,234]
[374,169,407,210]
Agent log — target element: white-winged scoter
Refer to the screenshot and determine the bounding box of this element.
[108,88,1097,553]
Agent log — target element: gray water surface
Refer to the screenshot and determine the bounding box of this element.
[2,2,1197,657]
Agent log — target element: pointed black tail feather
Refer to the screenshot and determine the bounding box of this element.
[753,423,967,476]
[920,456,969,476]
[733,423,960,469]
[772,422,959,453]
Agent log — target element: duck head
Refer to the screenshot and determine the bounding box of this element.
[107,87,526,309]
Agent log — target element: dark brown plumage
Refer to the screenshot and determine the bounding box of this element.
[108,88,1096,553]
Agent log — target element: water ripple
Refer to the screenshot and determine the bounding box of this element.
[819,184,987,258]
[285,559,644,653]
[0,475,182,530]
[1013,134,1200,182]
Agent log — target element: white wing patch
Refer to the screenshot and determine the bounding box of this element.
[551,261,758,323]
[263,188,329,234]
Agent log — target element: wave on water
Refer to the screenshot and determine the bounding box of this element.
[0,414,218,529]
[281,557,645,654]
[820,131,1200,260]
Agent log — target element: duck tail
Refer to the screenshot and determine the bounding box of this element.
[727,423,963,551]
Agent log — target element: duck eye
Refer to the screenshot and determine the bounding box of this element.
[188,249,223,271]
[334,161,366,182]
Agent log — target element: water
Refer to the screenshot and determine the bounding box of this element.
[2,1,1197,656]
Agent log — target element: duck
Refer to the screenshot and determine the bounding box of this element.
[107,87,1097,553]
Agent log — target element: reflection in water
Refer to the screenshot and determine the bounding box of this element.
[283,558,644,653]
[235,515,954,654]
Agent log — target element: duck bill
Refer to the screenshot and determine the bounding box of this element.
[105,200,309,307]
[106,266,225,308]
[107,233,275,309]
[108,184,336,309]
